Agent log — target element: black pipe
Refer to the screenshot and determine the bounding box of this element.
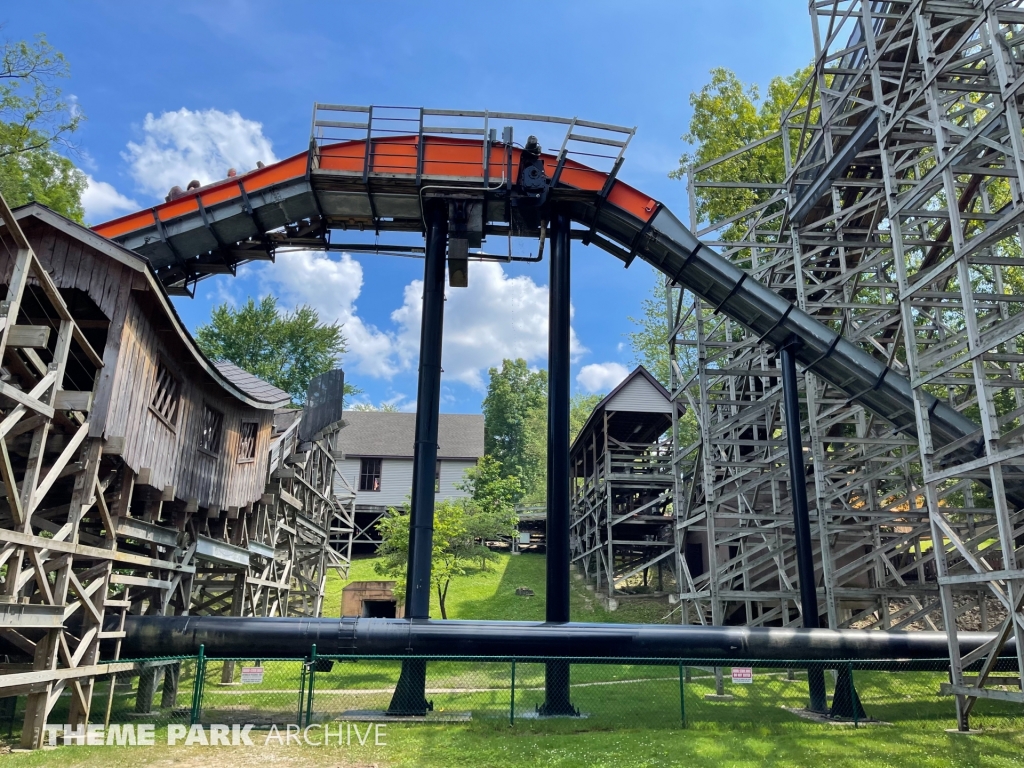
[121,616,1017,667]
[389,204,447,715]
[542,211,576,715]
[780,337,828,713]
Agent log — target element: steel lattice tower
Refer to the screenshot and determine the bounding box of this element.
[673,0,1024,725]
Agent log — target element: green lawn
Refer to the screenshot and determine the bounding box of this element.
[4,552,1023,767]
[324,551,673,624]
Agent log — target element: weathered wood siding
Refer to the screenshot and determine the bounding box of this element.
[8,222,138,321]
[102,291,274,509]
[9,221,276,510]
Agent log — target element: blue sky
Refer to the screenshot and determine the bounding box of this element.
[6,1,812,412]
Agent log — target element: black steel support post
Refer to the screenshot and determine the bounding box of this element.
[540,211,578,716]
[780,337,828,714]
[388,204,448,716]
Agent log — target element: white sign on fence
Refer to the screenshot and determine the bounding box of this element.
[240,666,264,684]
[731,667,753,684]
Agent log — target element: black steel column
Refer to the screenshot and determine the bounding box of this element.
[540,211,577,716]
[388,204,447,716]
[780,337,828,714]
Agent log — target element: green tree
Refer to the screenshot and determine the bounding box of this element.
[482,359,547,497]
[627,268,675,387]
[521,406,547,504]
[350,402,399,412]
[570,392,604,443]
[195,295,354,404]
[458,455,523,513]
[672,65,812,231]
[374,498,516,619]
[639,66,811,454]
[0,35,86,221]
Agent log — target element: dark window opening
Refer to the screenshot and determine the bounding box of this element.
[199,405,224,454]
[238,421,258,461]
[361,599,397,618]
[434,459,441,493]
[359,458,382,492]
[150,361,180,426]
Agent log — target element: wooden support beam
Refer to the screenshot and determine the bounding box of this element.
[103,436,125,456]
[53,391,93,412]
[6,326,51,349]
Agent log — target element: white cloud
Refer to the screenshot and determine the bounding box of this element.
[577,362,630,393]
[81,175,138,221]
[258,255,585,389]
[261,250,398,378]
[391,260,586,389]
[123,108,277,199]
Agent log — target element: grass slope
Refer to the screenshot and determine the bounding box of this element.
[324,552,673,624]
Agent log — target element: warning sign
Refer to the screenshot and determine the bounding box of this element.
[240,666,264,684]
[731,667,753,684]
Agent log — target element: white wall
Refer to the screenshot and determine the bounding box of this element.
[335,458,477,508]
[607,375,672,413]
[439,460,477,498]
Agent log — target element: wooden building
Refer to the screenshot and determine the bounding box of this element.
[0,200,352,747]
[569,367,676,606]
[332,411,484,550]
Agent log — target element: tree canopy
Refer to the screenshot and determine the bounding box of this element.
[673,65,811,233]
[0,34,86,222]
[195,295,353,405]
[627,269,674,387]
[349,402,399,412]
[374,497,517,619]
[570,392,604,443]
[458,455,522,518]
[482,359,547,500]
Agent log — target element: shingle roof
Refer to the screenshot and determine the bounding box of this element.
[212,361,292,406]
[337,412,484,459]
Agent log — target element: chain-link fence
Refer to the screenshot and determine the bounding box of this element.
[3,652,1020,743]
[182,652,1024,733]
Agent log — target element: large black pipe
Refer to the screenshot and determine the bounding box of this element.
[121,616,1017,669]
[543,211,575,715]
[388,204,447,715]
[780,337,828,712]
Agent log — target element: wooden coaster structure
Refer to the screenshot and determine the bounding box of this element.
[0,198,352,747]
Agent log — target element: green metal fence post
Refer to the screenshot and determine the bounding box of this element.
[297,661,307,726]
[306,644,317,727]
[678,662,686,727]
[510,660,516,726]
[190,645,205,726]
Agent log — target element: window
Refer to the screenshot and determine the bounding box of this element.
[434,460,441,493]
[238,421,258,462]
[150,361,180,427]
[359,458,382,492]
[198,405,224,454]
